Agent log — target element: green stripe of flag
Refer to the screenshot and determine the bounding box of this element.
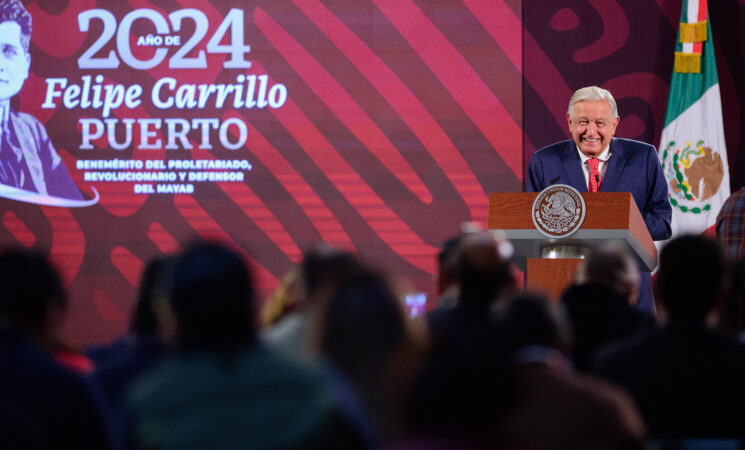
[663,5,718,127]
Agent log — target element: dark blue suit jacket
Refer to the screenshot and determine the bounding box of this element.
[527,138,672,312]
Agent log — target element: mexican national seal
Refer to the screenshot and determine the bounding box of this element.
[531,184,586,238]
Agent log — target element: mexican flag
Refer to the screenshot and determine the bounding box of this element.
[658,0,730,238]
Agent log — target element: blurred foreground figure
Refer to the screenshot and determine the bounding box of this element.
[431,222,485,312]
[89,257,170,366]
[0,249,110,449]
[128,242,360,449]
[433,235,462,311]
[716,188,745,340]
[561,245,653,371]
[401,232,515,447]
[716,186,745,262]
[320,270,428,445]
[494,293,646,450]
[595,235,745,438]
[91,257,171,442]
[427,231,516,337]
[0,246,92,371]
[263,244,359,360]
[717,259,745,341]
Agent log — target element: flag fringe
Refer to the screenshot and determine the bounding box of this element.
[679,21,708,43]
[674,52,701,73]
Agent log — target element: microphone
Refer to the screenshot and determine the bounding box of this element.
[549,176,560,185]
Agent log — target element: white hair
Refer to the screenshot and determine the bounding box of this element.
[567,86,618,119]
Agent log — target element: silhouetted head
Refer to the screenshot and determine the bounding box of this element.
[0,248,64,338]
[130,256,173,337]
[497,293,573,356]
[322,270,406,374]
[300,244,359,303]
[436,235,461,296]
[574,244,640,305]
[167,242,256,351]
[455,232,514,306]
[657,235,727,321]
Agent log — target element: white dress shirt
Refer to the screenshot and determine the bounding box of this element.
[576,145,612,190]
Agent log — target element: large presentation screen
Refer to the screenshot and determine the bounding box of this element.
[0,0,522,345]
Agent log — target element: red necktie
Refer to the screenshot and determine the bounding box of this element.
[587,158,601,192]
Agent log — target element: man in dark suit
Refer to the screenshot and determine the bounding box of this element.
[527,86,672,312]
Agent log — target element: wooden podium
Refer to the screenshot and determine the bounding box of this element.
[488,192,657,300]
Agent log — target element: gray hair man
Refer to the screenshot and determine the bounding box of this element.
[527,85,672,313]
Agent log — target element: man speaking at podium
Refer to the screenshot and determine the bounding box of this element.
[526,86,672,313]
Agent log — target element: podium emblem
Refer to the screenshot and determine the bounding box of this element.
[532,184,586,238]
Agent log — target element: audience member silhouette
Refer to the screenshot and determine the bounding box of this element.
[127,242,361,449]
[320,269,428,445]
[260,266,302,328]
[0,246,93,371]
[433,223,488,312]
[0,248,66,345]
[403,232,515,447]
[91,257,171,441]
[89,256,170,365]
[493,293,646,450]
[561,245,654,371]
[595,235,745,438]
[573,244,641,306]
[717,259,745,342]
[0,392,41,450]
[716,186,745,262]
[0,249,110,449]
[12,228,745,449]
[263,244,360,360]
[433,235,462,310]
[427,231,515,340]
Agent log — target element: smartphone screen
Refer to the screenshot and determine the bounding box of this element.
[404,292,427,318]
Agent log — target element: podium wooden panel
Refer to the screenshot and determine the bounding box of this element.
[526,258,584,300]
[488,192,656,300]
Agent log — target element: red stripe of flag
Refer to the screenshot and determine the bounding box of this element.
[698,0,707,22]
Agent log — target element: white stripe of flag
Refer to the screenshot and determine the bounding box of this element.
[687,0,699,24]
